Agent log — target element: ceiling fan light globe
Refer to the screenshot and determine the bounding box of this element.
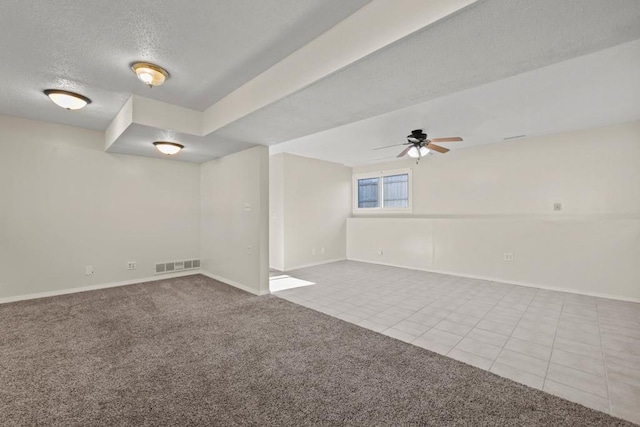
[419,146,430,156]
[407,146,420,158]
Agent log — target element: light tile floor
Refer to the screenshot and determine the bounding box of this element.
[273,261,640,425]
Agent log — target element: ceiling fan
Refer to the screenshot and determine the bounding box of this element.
[374,129,463,159]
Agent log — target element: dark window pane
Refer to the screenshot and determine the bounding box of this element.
[358,177,379,208]
[383,174,408,208]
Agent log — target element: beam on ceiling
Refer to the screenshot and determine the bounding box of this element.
[105,0,477,153]
[200,0,478,135]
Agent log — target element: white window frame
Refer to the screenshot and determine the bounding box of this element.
[353,168,412,214]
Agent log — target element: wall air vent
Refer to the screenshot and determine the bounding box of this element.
[154,259,201,275]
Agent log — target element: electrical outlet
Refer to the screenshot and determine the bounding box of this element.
[127,261,136,270]
[554,202,562,211]
[246,245,252,255]
[85,266,94,275]
[504,253,514,261]
[312,248,317,255]
[378,249,383,256]
[320,247,325,255]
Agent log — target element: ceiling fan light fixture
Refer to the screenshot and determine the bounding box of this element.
[44,89,91,110]
[131,62,169,87]
[393,129,462,158]
[153,141,184,155]
[407,145,430,158]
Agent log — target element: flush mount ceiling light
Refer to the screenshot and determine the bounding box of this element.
[131,62,169,87]
[153,141,183,155]
[43,89,91,110]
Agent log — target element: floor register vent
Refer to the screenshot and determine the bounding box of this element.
[155,259,200,274]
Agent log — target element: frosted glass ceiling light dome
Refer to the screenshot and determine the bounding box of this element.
[408,145,430,158]
[131,62,169,87]
[153,141,183,155]
[44,89,91,110]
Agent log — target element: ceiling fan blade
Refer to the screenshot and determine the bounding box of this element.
[373,143,407,151]
[426,143,449,153]
[397,146,412,158]
[430,137,463,142]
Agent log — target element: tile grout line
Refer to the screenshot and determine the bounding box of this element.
[487,288,537,373]
[595,300,613,415]
[359,273,449,332]
[431,284,510,348]
[441,286,513,356]
[381,291,459,340]
[542,300,614,414]
[383,280,476,337]
[425,282,510,347]
[389,281,507,347]
[541,294,563,392]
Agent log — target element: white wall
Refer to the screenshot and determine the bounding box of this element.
[269,153,351,271]
[348,121,640,301]
[201,146,269,295]
[0,115,201,300]
[269,153,285,271]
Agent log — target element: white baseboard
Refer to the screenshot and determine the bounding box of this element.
[200,271,270,296]
[347,257,640,304]
[284,258,346,271]
[0,270,202,305]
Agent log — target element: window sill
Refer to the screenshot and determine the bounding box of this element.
[353,208,413,215]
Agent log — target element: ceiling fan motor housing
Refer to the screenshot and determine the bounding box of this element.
[407,129,427,144]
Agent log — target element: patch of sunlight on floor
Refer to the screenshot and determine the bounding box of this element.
[269,275,315,292]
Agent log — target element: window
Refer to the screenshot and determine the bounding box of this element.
[357,177,380,208]
[383,173,409,208]
[353,169,412,213]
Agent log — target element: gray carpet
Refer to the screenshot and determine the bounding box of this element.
[0,275,633,426]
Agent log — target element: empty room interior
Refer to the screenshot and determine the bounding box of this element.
[1,1,640,425]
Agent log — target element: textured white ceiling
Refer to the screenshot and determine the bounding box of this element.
[2,0,639,165]
[270,40,640,166]
[0,0,371,130]
[214,0,640,146]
